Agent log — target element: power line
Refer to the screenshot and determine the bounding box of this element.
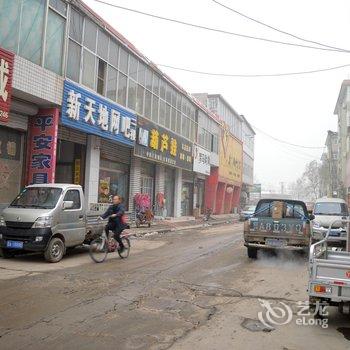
[252,125,325,149]
[93,0,348,53]
[213,0,350,53]
[158,62,350,78]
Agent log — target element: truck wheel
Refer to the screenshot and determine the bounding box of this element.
[0,248,15,259]
[247,247,258,259]
[44,237,65,263]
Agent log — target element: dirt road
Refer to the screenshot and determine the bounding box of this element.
[0,223,349,350]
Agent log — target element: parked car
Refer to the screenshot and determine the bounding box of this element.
[312,197,349,245]
[0,184,103,262]
[240,205,256,221]
[244,199,314,259]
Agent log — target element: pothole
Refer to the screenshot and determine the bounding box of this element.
[241,318,274,332]
[337,327,350,341]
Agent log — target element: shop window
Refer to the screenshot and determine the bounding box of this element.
[69,8,83,43]
[84,18,97,52]
[151,95,159,123]
[0,0,21,53]
[66,40,81,82]
[106,65,118,101]
[45,9,65,75]
[99,160,129,205]
[144,90,152,119]
[19,0,45,65]
[109,40,119,67]
[117,72,127,107]
[152,75,159,95]
[97,30,109,61]
[129,55,138,80]
[63,190,81,210]
[136,85,144,115]
[119,47,128,74]
[82,49,95,89]
[97,59,106,95]
[128,79,137,111]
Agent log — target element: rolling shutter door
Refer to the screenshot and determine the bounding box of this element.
[58,126,87,145]
[1,113,28,131]
[100,139,131,165]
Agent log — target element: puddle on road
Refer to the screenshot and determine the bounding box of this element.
[241,317,274,332]
[337,327,350,341]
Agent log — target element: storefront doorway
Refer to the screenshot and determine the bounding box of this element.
[55,139,86,186]
[181,182,193,216]
[0,126,25,210]
[140,161,155,206]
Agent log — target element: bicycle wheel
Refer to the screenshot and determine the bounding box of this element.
[118,237,130,259]
[89,237,108,263]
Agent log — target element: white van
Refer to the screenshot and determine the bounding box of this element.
[312,197,349,243]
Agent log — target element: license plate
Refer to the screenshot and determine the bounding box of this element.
[265,238,286,247]
[6,240,23,249]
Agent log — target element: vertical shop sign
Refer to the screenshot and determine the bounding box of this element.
[0,47,14,123]
[27,109,59,184]
[74,159,81,185]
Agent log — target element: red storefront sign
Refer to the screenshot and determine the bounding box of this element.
[0,47,14,123]
[27,109,59,184]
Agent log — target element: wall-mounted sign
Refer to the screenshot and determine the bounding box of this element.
[219,123,242,184]
[27,109,59,184]
[0,47,14,123]
[62,80,136,147]
[193,145,210,175]
[134,117,193,171]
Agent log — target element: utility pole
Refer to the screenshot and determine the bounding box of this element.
[280,182,285,195]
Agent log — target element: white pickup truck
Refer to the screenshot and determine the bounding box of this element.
[309,220,350,314]
[0,184,104,262]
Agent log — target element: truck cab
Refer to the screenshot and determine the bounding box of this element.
[0,184,98,262]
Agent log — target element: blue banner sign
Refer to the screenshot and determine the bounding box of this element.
[62,80,136,146]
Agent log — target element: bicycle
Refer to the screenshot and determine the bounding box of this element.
[89,228,130,263]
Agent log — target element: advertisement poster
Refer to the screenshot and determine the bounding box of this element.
[99,177,111,203]
[219,125,243,184]
[0,47,14,123]
[27,109,59,184]
[193,145,210,175]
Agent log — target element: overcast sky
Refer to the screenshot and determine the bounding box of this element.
[85,0,350,191]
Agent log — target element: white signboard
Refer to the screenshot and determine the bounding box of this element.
[193,145,210,175]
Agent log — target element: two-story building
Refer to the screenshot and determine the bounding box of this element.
[0,0,225,218]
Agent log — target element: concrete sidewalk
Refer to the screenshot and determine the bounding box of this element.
[129,214,240,237]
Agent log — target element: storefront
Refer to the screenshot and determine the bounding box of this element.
[193,144,211,215]
[61,79,136,207]
[134,116,193,217]
[56,126,87,186]
[205,124,243,214]
[140,160,155,204]
[0,47,20,210]
[182,170,194,216]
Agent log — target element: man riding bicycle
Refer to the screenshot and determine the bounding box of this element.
[99,195,126,252]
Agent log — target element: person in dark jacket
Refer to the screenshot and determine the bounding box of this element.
[99,195,125,252]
